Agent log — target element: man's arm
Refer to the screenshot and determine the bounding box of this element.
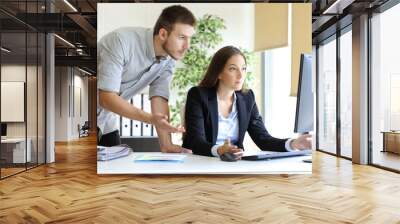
[99,90,152,123]
[99,90,183,133]
[151,96,188,153]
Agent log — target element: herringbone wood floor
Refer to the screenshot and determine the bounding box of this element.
[1,135,400,223]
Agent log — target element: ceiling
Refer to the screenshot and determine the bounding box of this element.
[0,0,392,75]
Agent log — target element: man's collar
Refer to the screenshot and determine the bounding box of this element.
[146,28,156,60]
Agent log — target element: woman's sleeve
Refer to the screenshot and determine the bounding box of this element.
[183,87,214,156]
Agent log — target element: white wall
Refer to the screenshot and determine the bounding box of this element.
[1,65,25,140]
[1,64,46,163]
[1,66,25,126]
[1,65,30,137]
[98,3,254,51]
[1,65,26,81]
[72,73,89,138]
[55,67,67,141]
[55,67,89,141]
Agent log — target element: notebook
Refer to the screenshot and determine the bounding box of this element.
[97,145,132,161]
[134,154,186,163]
[241,149,312,161]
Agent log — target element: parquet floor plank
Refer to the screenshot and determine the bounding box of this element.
[0,135,399,223]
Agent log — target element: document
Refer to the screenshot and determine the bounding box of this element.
[121,116,131,136]
[134,154,186,162]
[142,94,152,136]
[132,94,142,136]
[97,145,131,161]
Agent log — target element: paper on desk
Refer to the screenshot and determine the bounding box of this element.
[97,145,131,161]
[134,154,186,162]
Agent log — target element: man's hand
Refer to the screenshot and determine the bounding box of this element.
[161,144,192,153]
[151,113,185,133]
[290,134,312,150]
[217,139,243,159]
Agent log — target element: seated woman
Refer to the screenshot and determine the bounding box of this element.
[182,46,311,159]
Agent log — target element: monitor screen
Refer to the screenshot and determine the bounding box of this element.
[294,53,314,133]
[1,123,7,137]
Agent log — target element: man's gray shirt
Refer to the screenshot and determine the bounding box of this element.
[97,27,175,135]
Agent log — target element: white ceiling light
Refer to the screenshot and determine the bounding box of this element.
[78,67,92,76]
[322,0,355,15]
[1,47,11,53]
[63,0,78,12]
[54,34,75,48]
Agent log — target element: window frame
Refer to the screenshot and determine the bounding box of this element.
[368,0,400,173]
[315,23,353,161]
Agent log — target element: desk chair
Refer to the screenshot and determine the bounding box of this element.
[121,137,160,152]
[78,121,90,138]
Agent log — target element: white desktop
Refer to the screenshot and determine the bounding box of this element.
[97,152,312,175]
[1,138,32,163]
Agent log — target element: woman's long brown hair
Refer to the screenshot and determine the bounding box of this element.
[199,46,247,89]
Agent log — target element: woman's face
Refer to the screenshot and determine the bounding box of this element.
[218,54,247,91]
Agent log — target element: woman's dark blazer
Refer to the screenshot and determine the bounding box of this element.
[182,86,289,157]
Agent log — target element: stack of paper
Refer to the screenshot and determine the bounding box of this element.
[97,145,131,161]
[134,154,186,162]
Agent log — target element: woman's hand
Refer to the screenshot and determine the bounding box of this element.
[217,139,244,159]
[290,134,312,150]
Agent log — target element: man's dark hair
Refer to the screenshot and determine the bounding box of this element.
[153,5,196,36]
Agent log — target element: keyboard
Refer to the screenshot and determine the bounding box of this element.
[241,149,312,161]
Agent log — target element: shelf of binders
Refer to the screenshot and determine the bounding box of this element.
[118,94,157,137]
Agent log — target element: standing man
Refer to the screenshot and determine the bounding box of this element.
[97,5,196,152]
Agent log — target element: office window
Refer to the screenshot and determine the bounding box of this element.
[1,31,28,178]
[339,28,352,158]
[0,1,46,179]
[264,47,297,139]
[317,36,337,154]
[371,3,400,171]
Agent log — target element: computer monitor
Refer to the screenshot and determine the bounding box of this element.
[1,123,7,138]
[294,53,314,134]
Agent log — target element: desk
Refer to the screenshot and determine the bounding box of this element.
[381,131,400,154]
[97,152,312,175]
[1,138,31,163]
